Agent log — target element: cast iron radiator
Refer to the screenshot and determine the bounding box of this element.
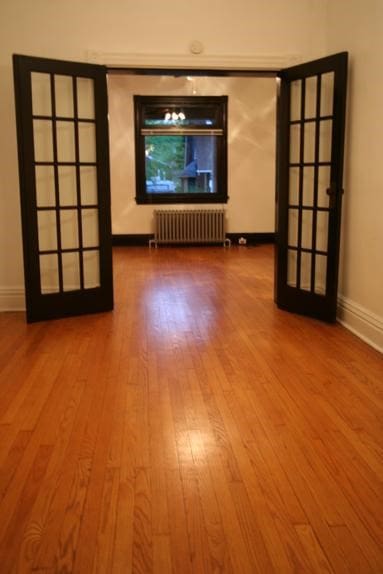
[149,209,231,247]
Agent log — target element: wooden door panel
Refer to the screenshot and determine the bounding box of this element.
[275,53,348,322]
[13,55,113,322]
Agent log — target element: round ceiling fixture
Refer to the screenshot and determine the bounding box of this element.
[189,40,204,55]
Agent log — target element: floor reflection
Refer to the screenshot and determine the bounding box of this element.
[142,277,217,345]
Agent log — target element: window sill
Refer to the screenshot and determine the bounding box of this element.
[135,194,228,205]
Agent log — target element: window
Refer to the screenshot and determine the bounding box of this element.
[134,95,228,204]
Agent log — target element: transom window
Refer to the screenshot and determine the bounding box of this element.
[134,95,228,204]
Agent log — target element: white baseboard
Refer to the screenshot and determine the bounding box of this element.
[0,287,25,312]
[337,296,383,354]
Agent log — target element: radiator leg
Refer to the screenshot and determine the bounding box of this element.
[149,239,158,248]
[224,238,231,247]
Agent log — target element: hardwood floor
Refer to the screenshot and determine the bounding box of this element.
[0,244,382,573]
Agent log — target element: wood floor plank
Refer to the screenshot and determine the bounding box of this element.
[0,245,382,573]
[3,444,53,574]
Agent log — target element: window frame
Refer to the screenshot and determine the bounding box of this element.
[134,95,228,204]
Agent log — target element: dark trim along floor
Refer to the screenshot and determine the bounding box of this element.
[112,233,275,246]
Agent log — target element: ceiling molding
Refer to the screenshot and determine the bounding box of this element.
[86,50,300,71]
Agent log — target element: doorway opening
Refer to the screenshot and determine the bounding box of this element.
[107,67,278,245]
[13,53,347,322]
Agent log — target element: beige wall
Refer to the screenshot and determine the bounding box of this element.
[0,0,327,308]
[325,0,383,350]
[1,0,381,350]
[109,75,276,235]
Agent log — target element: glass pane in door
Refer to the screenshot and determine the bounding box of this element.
[79,122,96,162]
[40,254,59,294]
[316,211,329,252]
[56,121,76,162]
[38,211,57,251]
[289,167,299,205]
[55,75,74,117]
[315,254,327,295]
[289,124,300,163]
[301,210,313,249]
[80,166,98,205]
[317,166,331,208]
[82,209,99,247]
[287,250,297,288]
[58,166,78,206]
[36,166,56,207]
[77,78,95,119]
[320,72,334,116]
[304,122,315,163]
[83,250,100,288]
[305,76,317,118]
[31,72,51,116]
[288,208,299,247]
[319,120,332,163]
[62,251,81,291]
[33,120,53,162]
[302,166,314,206]
[300,252,312,291]
[60,210,79,249]
[290,80,301,121]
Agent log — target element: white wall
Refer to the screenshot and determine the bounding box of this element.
[2,0,380,351]
[0,0,327,310]
[325,0,383,351]
[109,74,276,234]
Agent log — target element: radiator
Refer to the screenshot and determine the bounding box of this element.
[149,209,231,247]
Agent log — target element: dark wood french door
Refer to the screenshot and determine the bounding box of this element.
[13,55,113,322]
[275,53,348,322]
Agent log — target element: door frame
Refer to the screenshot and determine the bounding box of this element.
[106,56,346,323]
[13,53,347,321]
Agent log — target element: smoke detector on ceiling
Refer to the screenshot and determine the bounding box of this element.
[189,41,204,55]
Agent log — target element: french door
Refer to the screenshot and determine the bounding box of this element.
[275,53,348,322]
[13,55,113,322]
